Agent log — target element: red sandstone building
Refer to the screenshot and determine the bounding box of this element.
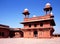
[0,3,60,38]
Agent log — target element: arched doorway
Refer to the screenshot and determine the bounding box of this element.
[33,30,38,37]
[19,31,24,37]
[14,31,24,38]
[9,31,24,38]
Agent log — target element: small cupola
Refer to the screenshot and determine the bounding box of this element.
[44,3,52,15]
[22,8,30,18]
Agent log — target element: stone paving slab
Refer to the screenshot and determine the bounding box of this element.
[0,38,60,44]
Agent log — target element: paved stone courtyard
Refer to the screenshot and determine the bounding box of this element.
[0,37,60,44]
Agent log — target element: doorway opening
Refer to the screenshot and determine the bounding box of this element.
[9,31,24,38]
[19,31,24,37]
[34,30,38,37]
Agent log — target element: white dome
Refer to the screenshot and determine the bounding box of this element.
[24,8,28,11]
[46,3,51,6]
[33,15,36,17]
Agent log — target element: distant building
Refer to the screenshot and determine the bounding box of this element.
[0,24,10,38]
[0,3,60,38]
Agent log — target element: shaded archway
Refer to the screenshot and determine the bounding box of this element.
[14,31,24,38]
[33,30,38,37]
[9,31,15,38]
[9,30,24,38]
[19,31,24,37]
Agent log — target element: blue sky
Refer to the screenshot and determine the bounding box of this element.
[0,0,60,34]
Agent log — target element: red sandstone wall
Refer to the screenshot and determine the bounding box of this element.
[22,14,54,38]
[24,14,51,22]
[24,30,33,38]
[38,30,51,38]
[23,21,51,29]
[0,28,9,38]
